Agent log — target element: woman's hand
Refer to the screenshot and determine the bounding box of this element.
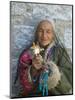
[32,54,43,70]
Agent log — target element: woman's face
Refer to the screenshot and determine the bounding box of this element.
[37,21,54,47]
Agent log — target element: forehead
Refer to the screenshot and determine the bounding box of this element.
[38,21,53,30]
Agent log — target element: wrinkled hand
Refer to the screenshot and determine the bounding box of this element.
[32,54,43,70]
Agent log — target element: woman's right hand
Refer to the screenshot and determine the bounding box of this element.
[32,54,43,70]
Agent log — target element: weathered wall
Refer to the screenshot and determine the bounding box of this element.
[10,1,72,97]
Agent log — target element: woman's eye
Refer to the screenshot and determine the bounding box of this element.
[39,30,43,32]
[47,30,51,33]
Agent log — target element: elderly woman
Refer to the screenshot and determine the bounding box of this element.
[17,20,72,96]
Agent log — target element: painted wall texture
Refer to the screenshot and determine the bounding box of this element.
[10,2,72,97]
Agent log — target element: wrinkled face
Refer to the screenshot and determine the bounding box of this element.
[37,21,54,47]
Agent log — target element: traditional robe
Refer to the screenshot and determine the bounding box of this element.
[18,41,72,96]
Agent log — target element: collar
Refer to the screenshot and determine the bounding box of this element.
[44,41,55,62]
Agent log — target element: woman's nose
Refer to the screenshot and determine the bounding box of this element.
[42,31,46,38]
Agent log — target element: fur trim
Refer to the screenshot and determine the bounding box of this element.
[47,61,61,90]
[44,41,55,62]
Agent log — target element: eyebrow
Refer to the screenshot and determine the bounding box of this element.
[38,28,51,31]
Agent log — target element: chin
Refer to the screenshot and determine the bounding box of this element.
[42,40,53,47]
[41,42,49,47]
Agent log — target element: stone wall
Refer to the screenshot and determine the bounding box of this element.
[10,1,73,97]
